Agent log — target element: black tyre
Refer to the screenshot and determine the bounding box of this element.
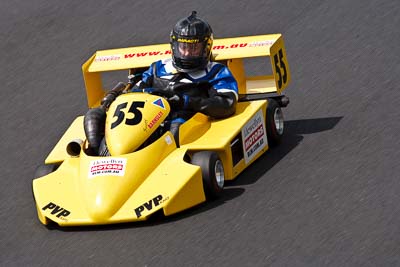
[266,98,284,147]
[191,151,225,200]
[34,163,59,179]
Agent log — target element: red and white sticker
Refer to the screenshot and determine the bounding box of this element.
[248,40,274,47]
[94,54,121,62]
[241,110,268,164]
[147,111,164,129]
[88,158,127,178]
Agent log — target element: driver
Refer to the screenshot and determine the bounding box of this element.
[131,11,238,142]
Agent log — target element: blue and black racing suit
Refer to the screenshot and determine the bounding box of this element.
[132,58,238,141]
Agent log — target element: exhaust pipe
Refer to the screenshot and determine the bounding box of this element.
[66,139,84,157]
[84,107,106,151]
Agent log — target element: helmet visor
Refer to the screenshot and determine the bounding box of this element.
[174,41,205,58]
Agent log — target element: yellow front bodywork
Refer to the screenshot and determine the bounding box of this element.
[33,131,206,226]
[105,93,170,155]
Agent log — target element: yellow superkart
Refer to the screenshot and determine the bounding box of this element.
[32,34,291,226]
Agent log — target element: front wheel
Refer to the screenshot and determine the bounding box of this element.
[266,98,284,147]
[191,151,225,200]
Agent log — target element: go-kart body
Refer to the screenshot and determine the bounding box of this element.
[32,34,291,226]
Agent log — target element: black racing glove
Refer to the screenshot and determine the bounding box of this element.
[162,81,210,98]
[151,82,187,98]
[182,91,237,119]
[167,94,190,110]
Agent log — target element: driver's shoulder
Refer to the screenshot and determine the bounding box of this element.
[158,58,177,75]
[207,61,227,73]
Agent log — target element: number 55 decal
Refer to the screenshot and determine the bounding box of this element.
[273,48,288,90]
[111,101,145,129]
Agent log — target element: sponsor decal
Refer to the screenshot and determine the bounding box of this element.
[147,111,164,129]
[177,38,199,43]
[108,40,274,60]
[94,54,121,62]
[124,50,171,58]
[213,43,248,50]
[248,40,274,47]
[152,98,165,109]
[244,124,264,150]
[134,195,169,218]
[119,40,267,59]
[88,158,127,178]
[241,110,268,164]
[42,202,71,219]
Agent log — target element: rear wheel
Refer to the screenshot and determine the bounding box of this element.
[266,98,284,146]
[191,151,224,200]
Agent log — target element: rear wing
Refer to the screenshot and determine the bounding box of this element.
[82,34,290,107]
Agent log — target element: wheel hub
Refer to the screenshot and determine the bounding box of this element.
[214,160,225,188]
[274,108,284,135]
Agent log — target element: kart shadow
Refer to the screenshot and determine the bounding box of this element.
[52,117,342,232]
[229,116,343,186]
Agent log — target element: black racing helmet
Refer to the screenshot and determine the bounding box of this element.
[170,11,213,72]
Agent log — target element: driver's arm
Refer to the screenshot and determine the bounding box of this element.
[130,63,155,91]
[185,66,238,119]
[185,90,237,119]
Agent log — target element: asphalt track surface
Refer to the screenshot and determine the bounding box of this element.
[1,1,400,266]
